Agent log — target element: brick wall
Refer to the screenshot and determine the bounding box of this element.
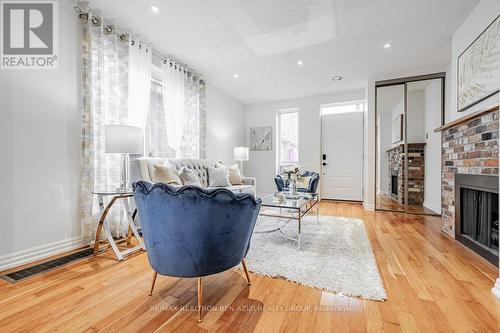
[441,110,499,237]
[388,144,425,205]
[388,145,404,202]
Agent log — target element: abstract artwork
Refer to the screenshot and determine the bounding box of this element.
[458,15,500,112]
[250,126,272,151]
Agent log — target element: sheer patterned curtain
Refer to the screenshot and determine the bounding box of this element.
[128,39,152,130]
[161,62,185,157]
[80,8,151,242]
[157,62,206,159]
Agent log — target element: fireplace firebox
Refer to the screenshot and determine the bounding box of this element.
[455,174,499,266]
[391,175,398,197]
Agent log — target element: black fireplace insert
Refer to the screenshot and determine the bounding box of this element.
[455,174,499,266]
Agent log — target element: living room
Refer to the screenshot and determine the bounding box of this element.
[1,0,499,332]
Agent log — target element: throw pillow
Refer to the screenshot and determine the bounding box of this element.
[228,164,244,185]
[208,166,231,187]
[178,167,203,187]
[297,176,312,189]
[153,164,183,185]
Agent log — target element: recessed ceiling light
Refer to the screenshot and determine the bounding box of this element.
[383,42,392,49]
[297,60,304,65]
[151,6,159,13]
[331,75,343,81]
[233,73,239,78]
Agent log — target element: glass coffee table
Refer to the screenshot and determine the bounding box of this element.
[257,192,319,250]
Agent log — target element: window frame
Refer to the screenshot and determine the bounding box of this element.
[276,107,299,174]
[320,100,365,116]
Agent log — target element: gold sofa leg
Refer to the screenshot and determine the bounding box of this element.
[197,277,203,322]
[149,271,157,296]
[242,259,251,286]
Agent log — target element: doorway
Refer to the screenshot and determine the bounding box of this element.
[321,101,364,201]
[375,73,445,215]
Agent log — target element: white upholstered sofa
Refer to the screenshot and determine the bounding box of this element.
[130,157,256,194]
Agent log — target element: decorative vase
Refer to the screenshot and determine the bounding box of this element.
[289,175,298,196]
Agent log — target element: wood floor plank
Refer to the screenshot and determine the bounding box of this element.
[0,201,498,332]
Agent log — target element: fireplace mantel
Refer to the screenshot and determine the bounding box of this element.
[434,105,499,133]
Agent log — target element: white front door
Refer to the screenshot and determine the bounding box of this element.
[321,112,364,200]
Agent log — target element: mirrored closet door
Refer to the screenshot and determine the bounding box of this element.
[375,74,445,216]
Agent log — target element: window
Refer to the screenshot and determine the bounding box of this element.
[144,65,172,157]
[277,108,299,172]
[321,100,365,115]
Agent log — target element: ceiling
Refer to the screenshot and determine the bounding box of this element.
[86,0,479,105]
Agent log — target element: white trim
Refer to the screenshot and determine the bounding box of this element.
[363,201,374,211]
[0,236,84,272]
[492,278,500,299]
[423,200,441,215]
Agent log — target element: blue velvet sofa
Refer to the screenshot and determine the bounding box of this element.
[274,171,320,194]
[133,181,262,322]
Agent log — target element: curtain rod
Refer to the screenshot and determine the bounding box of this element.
[74,5,205,84]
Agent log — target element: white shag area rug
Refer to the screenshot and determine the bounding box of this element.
[244,215,387,301]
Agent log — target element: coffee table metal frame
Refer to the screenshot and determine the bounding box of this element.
[257,193,319,250]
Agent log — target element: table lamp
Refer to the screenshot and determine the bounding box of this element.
[105,125,143,191]
[234,146,249,175]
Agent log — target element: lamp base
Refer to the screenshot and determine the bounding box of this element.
[118,154,130,192]
[115,186,131,193]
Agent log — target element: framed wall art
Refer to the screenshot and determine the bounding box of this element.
[458,15,500,112]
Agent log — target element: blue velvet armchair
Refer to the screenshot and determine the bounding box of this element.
[133,181,262,322]
[274,171,320,194]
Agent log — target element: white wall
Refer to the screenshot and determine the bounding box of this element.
[377,111,393,195]
[423,80,442,213]
[406,90,426,143]
[245,90,365,195]
[0,1,83,269]
[206,84,246,165]
[447,0,500,122]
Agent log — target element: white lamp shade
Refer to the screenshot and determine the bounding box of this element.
[234,146,249,161]
[105,125,143,154]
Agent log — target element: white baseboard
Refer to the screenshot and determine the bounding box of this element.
[423,200,441,214]
[0,236,84,272]
[492,278,500,299]
[363,201,374,211]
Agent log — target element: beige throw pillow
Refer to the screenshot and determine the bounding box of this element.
[153,164,183,185]
[228,164,244,185]
[178,167,203,187]
[208,166,231,187]
[297,176,312,189]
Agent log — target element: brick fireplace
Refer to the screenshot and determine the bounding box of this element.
[441,107,499,238]
[388,143,425,205]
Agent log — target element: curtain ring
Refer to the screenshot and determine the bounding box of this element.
[105,25,112,33]
[91,16,99,25]
[131,40,135,46]
[163,59,167,64]
[139,44,142,49]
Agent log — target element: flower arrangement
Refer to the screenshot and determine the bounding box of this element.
[282,165,303,197]
[282,166,303,182]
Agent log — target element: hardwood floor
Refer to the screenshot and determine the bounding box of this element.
[1,201,499,332]
[376,194,440,215]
